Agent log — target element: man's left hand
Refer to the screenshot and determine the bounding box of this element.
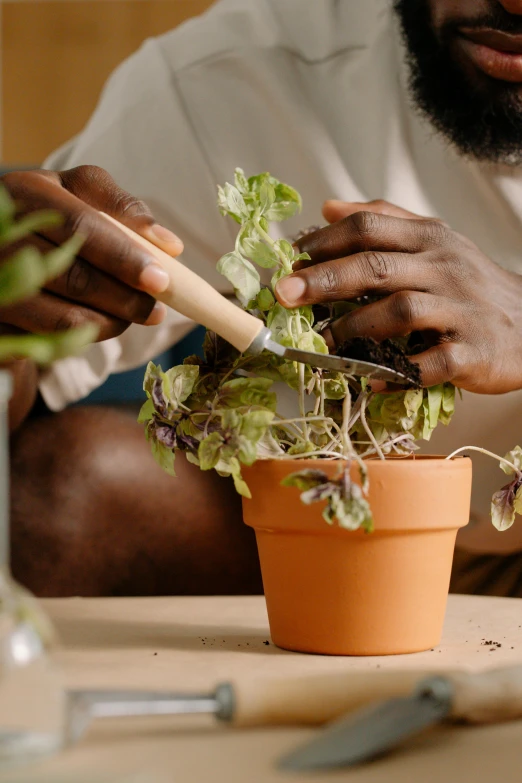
[275,199,522,394]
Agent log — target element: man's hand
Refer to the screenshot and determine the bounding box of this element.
[275,199,522,394]
[0,165,184,339]
[1,165,184,430]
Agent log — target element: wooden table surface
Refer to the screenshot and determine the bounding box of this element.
[5,594,522,783]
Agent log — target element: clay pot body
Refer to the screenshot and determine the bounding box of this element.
[242,457,472,656]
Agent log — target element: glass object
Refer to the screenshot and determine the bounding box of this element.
[0,370,66,765]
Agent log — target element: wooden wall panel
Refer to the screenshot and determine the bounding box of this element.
[2,0,215,164]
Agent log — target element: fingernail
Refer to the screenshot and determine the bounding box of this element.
[140,264,170,294]
[145,301,167,326]
[144,224,184,253]
[276,275,307,305]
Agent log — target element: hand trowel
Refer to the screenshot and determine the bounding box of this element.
[100,213,408,384]
[279,665,522,772]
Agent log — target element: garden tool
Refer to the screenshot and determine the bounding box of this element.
[101,213,408,384]
[279,665,522,771]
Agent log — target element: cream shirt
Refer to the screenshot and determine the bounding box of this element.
[40,0,522,534]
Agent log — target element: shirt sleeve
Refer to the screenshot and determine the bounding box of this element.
[39,35,235,411]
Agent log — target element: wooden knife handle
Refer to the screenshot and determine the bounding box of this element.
[99,213,264,353]
[449,666,522,724]
[229,670,435,727]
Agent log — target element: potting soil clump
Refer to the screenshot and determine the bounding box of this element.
[336,337,422,388]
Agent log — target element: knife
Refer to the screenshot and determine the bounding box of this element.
[278,665,522,772]
[100,213,408,384]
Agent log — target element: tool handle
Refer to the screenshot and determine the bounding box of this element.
[227,670,436,727]
[448,666,522,724]
[100,213,264,353]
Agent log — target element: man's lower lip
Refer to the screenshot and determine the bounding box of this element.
[458,37,522,82]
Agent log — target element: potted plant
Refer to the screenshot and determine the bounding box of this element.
[140,169,520,656]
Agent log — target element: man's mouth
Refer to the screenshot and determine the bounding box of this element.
[457,28,522,83]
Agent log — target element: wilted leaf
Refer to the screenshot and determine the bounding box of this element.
[501,446,522,476]
[198,432,224,470]
[216,251,260,306]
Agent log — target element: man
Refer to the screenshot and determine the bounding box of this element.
[3,0,522,596]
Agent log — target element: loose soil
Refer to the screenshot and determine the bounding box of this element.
[336,336,422,387]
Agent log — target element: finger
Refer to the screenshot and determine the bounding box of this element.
[294,211,450,268]
[0,233,165,326]
[3,170,173,294]
[276,251,434,308]
[1,290,130,342]
[324,292,460,345]
[322,199,428,224]
[409,342,470,388]
[58,166,184,256]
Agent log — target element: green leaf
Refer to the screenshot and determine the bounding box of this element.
[217,183,250,222]
[242,239,278,268]
[427,384,443,428]
[231,463,251,498]
[281,469,329,491]
[439,384,456,426]
[265,201,301,222]
[287,441,317,456]
[240,410,275,441]
[491,487,516,531]
[0,245,47,306]
[198,432,224,470]
[274,239,295,266]
[216,251,261,306]
[297,329,329,355]
[162,365,199,408]
[42,232,85,281]
[0,210,63,247]
[218,377,277,411]
[256,287,275,311]
[137,398,154,423]
[150,437,176,476]
[259,181,276,215]
[501,446,522,476]
[234,168,249,194]
[237,436,258,465]
[274,182,302,211]
[514,485,522,516]
[0,325,98,365]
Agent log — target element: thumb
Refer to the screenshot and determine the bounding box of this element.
[322,198,427,224]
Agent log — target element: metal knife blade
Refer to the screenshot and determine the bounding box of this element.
[265,336,409,385]
[278,676,453,772]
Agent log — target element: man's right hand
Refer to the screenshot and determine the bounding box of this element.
[0,165,184,340]
[1,165,184,430]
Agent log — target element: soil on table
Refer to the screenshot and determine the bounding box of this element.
[336,336,422,387]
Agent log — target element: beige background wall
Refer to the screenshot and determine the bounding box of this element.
[1,0,215,165]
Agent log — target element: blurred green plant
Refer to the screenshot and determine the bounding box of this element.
[0,186,97,364]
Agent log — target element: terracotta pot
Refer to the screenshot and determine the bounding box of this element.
[242,456,472,656]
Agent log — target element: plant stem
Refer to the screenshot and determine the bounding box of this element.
[446,445,520,474]
[359,392,385,461]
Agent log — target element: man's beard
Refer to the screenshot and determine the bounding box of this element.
[393,1,522,165]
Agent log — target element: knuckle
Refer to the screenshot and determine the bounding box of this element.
[314,263,340,296]
[421,220,451,247]
[121,292,155,323]
[113,193,151,221]
[53,309,86,333]
[438,342,461,381]
[363,251,391,283]
[65,261,96,298]
[347,210,381,243]
[391,291,419,328]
